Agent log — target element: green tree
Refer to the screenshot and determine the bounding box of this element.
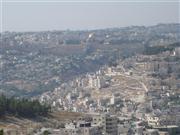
[0,129,4,135]
[43,130,50,135]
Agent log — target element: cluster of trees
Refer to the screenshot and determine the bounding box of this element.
[144,42,180,55]
[65,39,81,45]
[109,39,140,45]
[0,95,50,118]
[144,45,173,55]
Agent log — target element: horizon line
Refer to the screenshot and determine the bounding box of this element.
[1,23,180,33]
[2,0,179,3]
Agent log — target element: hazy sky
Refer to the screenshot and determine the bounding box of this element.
[1,0,180,32]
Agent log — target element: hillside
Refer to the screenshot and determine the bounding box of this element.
[0,23,179,97]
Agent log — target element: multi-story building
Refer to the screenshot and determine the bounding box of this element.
[88,75,106,89]
[106,114,118,135]
[64,121,102,135]
[91,113,118,135]
[146,115,160,127]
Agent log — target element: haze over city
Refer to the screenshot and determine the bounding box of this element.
[1,0,179,31]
